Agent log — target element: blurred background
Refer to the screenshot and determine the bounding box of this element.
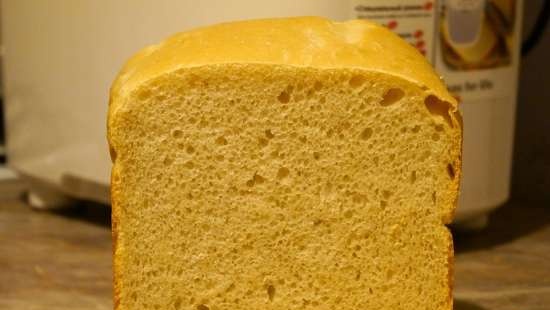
[0,1,548,309]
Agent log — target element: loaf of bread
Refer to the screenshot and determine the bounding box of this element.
[108,17,462,310]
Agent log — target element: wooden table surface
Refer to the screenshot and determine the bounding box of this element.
[1,199,549,310]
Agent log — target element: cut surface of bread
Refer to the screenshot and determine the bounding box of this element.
[108,17,462,310]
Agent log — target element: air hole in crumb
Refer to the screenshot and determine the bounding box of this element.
[277,167,290,179]
[424,95,454,127]
[254,173,265,184]
[360,128,373,140]
[382,190,392,199]
[314,81,323,91]
[198,119,208,128]
[299,136,307,144]
[349,75,367,88]
[187,74,200,85]
[355,271,361,280]
[265,129,275,139]
[447,163,456,179]
[341,121,351,130]
[380,200,388,207]
[196,305,209,310]
[215,136,228,145]
[344,210,353,218]
[412,125,421,133]
[246,173,265,187]
[380,88,405,106]
[420,150,430,161]
[432,192,437,204]
[353,194,366,204]
[258,138,269,148]
[109,147,117,161]
[184,161,194,169]
[172,129,183,139]
[435,125,444,132]
[163,157,173,166]
[277,91,291,104]
[454,110,463,127]
[186,146,195,154]
[266,285,276,301]
[410,171,417,184]
[174,297,182,308]
[137,89,152,100]
[313,152,321,160]
[432,133,440,141]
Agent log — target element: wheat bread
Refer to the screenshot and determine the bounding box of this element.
[108,17,462,310]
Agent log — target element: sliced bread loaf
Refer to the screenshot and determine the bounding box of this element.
[108,17,462,310]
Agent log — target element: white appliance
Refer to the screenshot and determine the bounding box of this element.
[1,0,523,227]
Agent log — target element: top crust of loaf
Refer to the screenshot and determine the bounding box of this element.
[109,17,456,109]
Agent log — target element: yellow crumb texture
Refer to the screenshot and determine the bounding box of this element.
[108,17,462,310]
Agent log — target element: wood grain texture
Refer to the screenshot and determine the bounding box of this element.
[454,202,550,310]
[0,200,112,310]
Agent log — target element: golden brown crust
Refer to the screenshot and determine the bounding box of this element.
[447,228,455,310]
[108,17,458,122]
[111,165,122,310]
[450,110,464,223]
[445,109,463,224]
[444,111,461,310]
[443,108,461,305]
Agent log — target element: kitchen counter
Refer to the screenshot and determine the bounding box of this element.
[0,200,112,310]
[1,199,549,310]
